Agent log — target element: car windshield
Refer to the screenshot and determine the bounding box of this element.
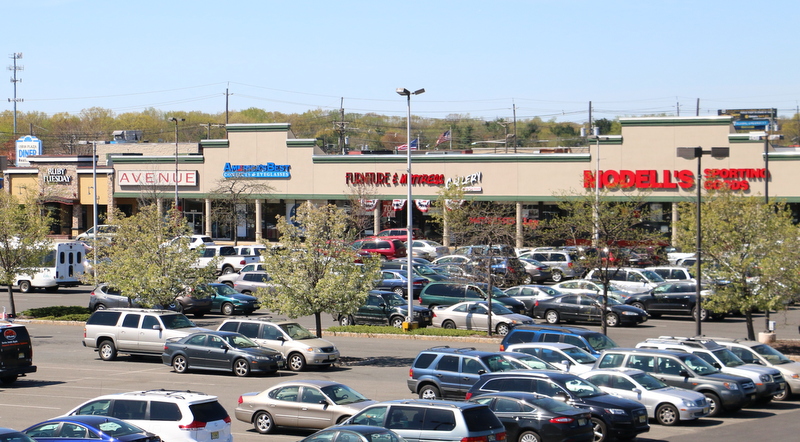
[713,348,745,367]
[413,264,439,276]
[488,303,514,315]
[508,354,558,370]
[563,377,605,398]
[212,284,240,296]
[224,334,259,348]
[597,295,622,306]
[631,372,668,390]
[752,344,794,364]
[279,323,316,340]
[0,431,36,442]
[320,384,370,405]
[679,354,719,375]
[96,420,146,437]
[480,354,522,371]
[385,293,407,306]
[489,286,508,297]
[562,347,597,364]
[640,270,665,282]
[161,314,196,329]
[585,333,618,352]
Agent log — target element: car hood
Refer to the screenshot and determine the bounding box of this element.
[395,305,432,315]
[495,313,535,323]
[609,305,647,314]
[229,293,259,302]
[573,392,642,410]
[740,363,782,376]
[281,337,336,348]
[648,386,707,403]
[239,346,283,357]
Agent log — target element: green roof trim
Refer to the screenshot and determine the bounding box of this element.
[287,139,317,148]
[620,116,732,127]
[766,152,800,161]
[110,155,205,164]
[596,136,623,145]
[226,123,291,132]
[313,153,591,164]
[200,139,229,148]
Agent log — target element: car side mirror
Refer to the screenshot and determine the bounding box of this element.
[561,360,572,371]
[152,325,162,330]
[712,362,722,369]
[553,392,569,402]
[632,388,642,395]
[478,369,486,375]
[679,369,690,377]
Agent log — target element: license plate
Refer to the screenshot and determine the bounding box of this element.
[638,415,647,423]
[702,407,710,414]
[488,435,495,442]
[328,355,337,361]
[18,352,24,359]
[211,432,219,440]
[578,419,587,426]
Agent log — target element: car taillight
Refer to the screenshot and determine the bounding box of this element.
[223,416,231,423]
[408,368,413,377]
[179,421,207,430]
[239,259,246,265]
[461,433,505,442]
[534,300,539,307]
[414,281,424,285]
[550,416,575,424]
[238,396,244,405]
[499,344,505,351]
[568,262,573,268]
[464,392,473,400]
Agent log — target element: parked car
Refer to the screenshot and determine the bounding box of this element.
[407,239,448,260]
[0,428,35,442]
[64,389,232,442]
[502,285,562,316]
[171,287,213,318]
[216,263,266,287]
[467,392,593,442]
[23,416,159,442]
[192,283,260,315]
[519,250,584,282]
[298,425,405,442]
[585,267,665,293]
[76,224,118,243]
[498,351,560,371]
[374,269,428,298]
[470,256,528,287]
[345,399,506,442]
[551,279,635,302]
[624,281,724,320]
[233,244,266,259]
[232,271,273,295]
[711,337,800,401]
[517,257,552,284]
[352,239,407,261]
[333,290,433,328]
[499,324,619,357]
[420,281,526,314]
[164,235,215,250]
[431,255,476,266]
[453,244,516,257]
[592,347,757,416]
[532,293,649,327]
[380,261,449,283]
[88,284,141,311]
[431,301,534,336]
[644,266,695,281]
[580,368,710,426]
[235,380,377,434]
[406,346,526,400]
[218,318,339,370]
[464,371,650,442]
[0,321,36,385]
[374,228,425,241]
[505,342,597,374]
[162,330,284,376]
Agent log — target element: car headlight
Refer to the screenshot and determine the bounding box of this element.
[791,373,800,379]
[621,311,639,315]
[681,399,696,408]
[723,382,739,390]
[760,374,771,383]
[603,408,627,415]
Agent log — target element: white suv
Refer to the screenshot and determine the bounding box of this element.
[64,389,232,442]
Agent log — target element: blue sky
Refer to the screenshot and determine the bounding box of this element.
[5,0,800,123]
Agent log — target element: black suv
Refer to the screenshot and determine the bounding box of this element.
[0,321,36,384]
[407,346,526,400]
[333,290,433,328]
[499,325,619,357]
[465,370,650,442]
[624,281,726,321]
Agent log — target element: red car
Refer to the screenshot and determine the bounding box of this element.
[352,238,407,261]
[374,228,424,241]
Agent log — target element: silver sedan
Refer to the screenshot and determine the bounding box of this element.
[431,301,534,336]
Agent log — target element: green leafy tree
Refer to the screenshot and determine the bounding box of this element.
[0,192,53,317]
[208,178,274,246]
[541,189,667,335]
[95,206,219,308]
[258,202,381,337]
[675,190,800,340]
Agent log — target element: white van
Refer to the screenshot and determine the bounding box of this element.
[14,241,86,292]
[585,267,665,293]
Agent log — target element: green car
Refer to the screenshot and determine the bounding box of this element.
[195,283,261,315]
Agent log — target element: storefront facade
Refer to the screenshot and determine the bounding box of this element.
[5,116,800,244]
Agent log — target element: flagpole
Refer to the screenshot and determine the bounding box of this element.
[449,126,452,150]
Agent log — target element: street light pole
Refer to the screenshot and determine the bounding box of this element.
[92,140,98,286]
[169,117,185,212]
[677,146,730,337]
[396,87,425,328]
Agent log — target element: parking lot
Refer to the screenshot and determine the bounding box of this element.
[3,285,800,442]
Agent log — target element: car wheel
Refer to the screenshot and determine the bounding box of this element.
[496,322,511,336]
[253,411,275,434]
[442,320,457,330]
[393,287,405,296]
[98,340,117,361]
[655,403,679,425]
[221,265,234,275]
[703,392,722,417]
[631,302,646,311]
[233,358,251,377]
[223,282,234,288]
[692,306,709,321]
[604,313,620,327]
[418,384,441,400]
[340,315,354,326]
[390,316,405,328]
[774,385,792,401]
[0,375,18,385]
[172,355,188,373]
[221,303,235,316]
[288,353,307,372]
[590,417,607,442]
[18,281,32,293]
[520,274,533,285]
[94,303,107,311]
[545,310,560,324]
[550,270,563,283]
[518,430,540,442]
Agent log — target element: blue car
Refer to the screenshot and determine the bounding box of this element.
[24,416,160,442]
[375,269,428,299]
[195,283,261,315]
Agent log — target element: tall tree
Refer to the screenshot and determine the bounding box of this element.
[0,191,54,317]
[675,190,800,340]
[258,202,381,337]
[207,178,274,246]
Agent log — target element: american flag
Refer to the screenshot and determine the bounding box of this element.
[435,130,451,146]
[397,138,418,151]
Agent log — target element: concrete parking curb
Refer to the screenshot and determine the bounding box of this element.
[321,330,501,344]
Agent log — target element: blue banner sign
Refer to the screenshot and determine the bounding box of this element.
[223,162,291,178]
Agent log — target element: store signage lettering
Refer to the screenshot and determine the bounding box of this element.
[446,172,482,188]
[345,172,445,186]
[43,168,72,184]
[223,162,291,178]
[583,168,767,191]
[117,170,198,187]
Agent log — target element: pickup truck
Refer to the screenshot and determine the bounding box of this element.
[196,245,259,275]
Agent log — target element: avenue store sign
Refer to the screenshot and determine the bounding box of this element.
[583,168,767,191]
[118,170,198,187]
[223,162,291,178]
[43,168,72,184]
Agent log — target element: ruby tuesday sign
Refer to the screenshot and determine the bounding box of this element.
[583,168,767,191]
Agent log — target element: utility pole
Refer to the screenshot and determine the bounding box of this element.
[8,52,23,136]
[334,98,349,154]
[512,101,517,153]
[225,85,232,126]
[199,123,225,139]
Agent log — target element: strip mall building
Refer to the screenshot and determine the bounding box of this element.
[4,116,797,245]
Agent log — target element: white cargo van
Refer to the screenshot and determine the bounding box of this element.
[14,241,86,292]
